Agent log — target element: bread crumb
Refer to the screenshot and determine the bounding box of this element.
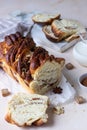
[1,89,11,97]
[65,63,75,70]
[75,96,86,104]
[53,106,64,115]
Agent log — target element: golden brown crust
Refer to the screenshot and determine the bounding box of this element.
[30,47,65,74]
[34,119,45,126]
[5,113,24,126]
[0,32,65,94]
[5,113,46,127]
[51,22,65,40]
[5,113,15,125]
[0,33,35,81]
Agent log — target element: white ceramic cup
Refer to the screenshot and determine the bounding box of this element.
[78,73,87,91]
[73,40,87,67]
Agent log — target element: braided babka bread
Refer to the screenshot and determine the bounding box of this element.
[0,32,65,94]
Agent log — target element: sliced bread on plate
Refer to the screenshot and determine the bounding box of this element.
[42,25,60,42]
[51,19,79,39]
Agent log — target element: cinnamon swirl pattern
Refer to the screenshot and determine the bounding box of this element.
[0,32,65,94]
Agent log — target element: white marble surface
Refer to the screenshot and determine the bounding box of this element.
[0,0,87,26]
[0,0,87,130]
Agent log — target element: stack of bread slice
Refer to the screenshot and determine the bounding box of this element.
[32,13,86,43]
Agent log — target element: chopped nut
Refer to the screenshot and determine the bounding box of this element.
[81,77,87,87]
[53,106,64,115]
[53,87,63,94]
[75,96,86,104]
[1,89,11,97]
[65,63,75,70]
[32,98,40,100]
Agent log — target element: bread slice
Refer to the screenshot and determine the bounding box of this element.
[32,13,60,24]
[29,59,65,94]
[5,93,48,127]
[51,19,84,40]
[65,34,80,42]
[42,25,60,42]
[65,27,87,43]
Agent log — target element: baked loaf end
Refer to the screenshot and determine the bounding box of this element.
[0,32,65,94]
[5,93,48,127]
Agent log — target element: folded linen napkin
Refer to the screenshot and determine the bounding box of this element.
[0,11,34,41]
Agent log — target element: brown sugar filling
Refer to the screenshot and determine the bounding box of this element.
[81,77,87,87]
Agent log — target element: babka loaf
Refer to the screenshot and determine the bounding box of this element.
[5,93,48,126]
[0,32,65,94]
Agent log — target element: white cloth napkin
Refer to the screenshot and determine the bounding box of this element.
[0,11,34,41]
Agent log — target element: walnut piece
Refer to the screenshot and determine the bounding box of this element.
[1,89,11,97]
[53,106,64,115]
[75,96,86,104]
[53,87,62,94]
[65,63,75,70]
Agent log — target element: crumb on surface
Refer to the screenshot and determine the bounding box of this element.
[75,96,86,104]
[65,63,75,70]
[53,106,64,115]
[1,88,11,97]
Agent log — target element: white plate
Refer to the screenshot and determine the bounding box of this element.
[31,24,86,52]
